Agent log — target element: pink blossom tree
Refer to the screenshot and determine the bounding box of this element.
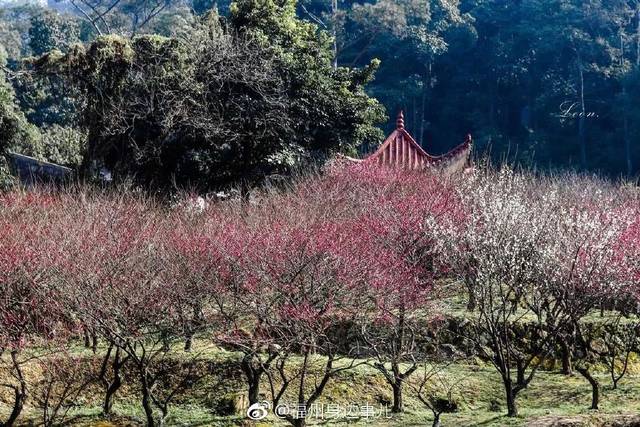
[255,222,364,427]
[604,210,640,391]
[0,192,75,426]
[160,201,243,353]
[338,165,464,413]
[54,192,200,426]
[210,166,376,410]
[222,180,368,427]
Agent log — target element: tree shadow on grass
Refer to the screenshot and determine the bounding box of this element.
[472,414,513,426]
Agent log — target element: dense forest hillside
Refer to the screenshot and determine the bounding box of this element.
[0,0,639,185]
[298,0,640,176]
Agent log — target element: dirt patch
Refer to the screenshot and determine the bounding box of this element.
[526,415,640,427]
[526,416,587,427]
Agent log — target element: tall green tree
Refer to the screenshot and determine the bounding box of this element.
[325,0,465,147]
[29,11,81,56]
[0,49,41,188]
[230,0,385,154]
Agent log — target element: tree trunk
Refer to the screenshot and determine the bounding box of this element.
[503,377,518,417]
[465,277,477,312]
[432,412,442,427]
[104,375,120,416]
[184,305,202,353]
[4,351,27,427]
[103,353,123,416]
[578,62,587,169]
[516,359,526,387]
[391,308,406,414]
[240,355,263,406]
[157,404,168,427]
[577,367,599,410]
[84,328,91,348]
[561,339,573,375]
[290,351,309,427]
[292,418,306,427]
[466,287,476,312]
[248,375,260,406]
[100,346,127,417]
[4,385,26,427]
[160,333,170,353]
[391,380,403,413]
[140,370,156,427]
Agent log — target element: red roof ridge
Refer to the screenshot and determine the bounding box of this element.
[363,111,472,171]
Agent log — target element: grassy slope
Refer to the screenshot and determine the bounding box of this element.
[4,295,640,426]
[4,343,640,427]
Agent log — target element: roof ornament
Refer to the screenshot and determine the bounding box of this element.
[396,110,405,130]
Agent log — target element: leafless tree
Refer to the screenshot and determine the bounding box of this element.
[411,361,464,427]
[33,355,95,427]
[63,0,175,36]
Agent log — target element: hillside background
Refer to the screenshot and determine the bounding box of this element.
[1,0,640,185]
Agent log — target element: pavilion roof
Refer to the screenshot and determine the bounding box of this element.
[345,111,472,173]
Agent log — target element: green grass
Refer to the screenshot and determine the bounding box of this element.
[438,292,633,327]
[435,364,640,427]
[5,347,640,426]
[4,290,640,426]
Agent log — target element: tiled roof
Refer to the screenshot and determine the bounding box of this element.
[359,111,472,173]
[6,151,73,184]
